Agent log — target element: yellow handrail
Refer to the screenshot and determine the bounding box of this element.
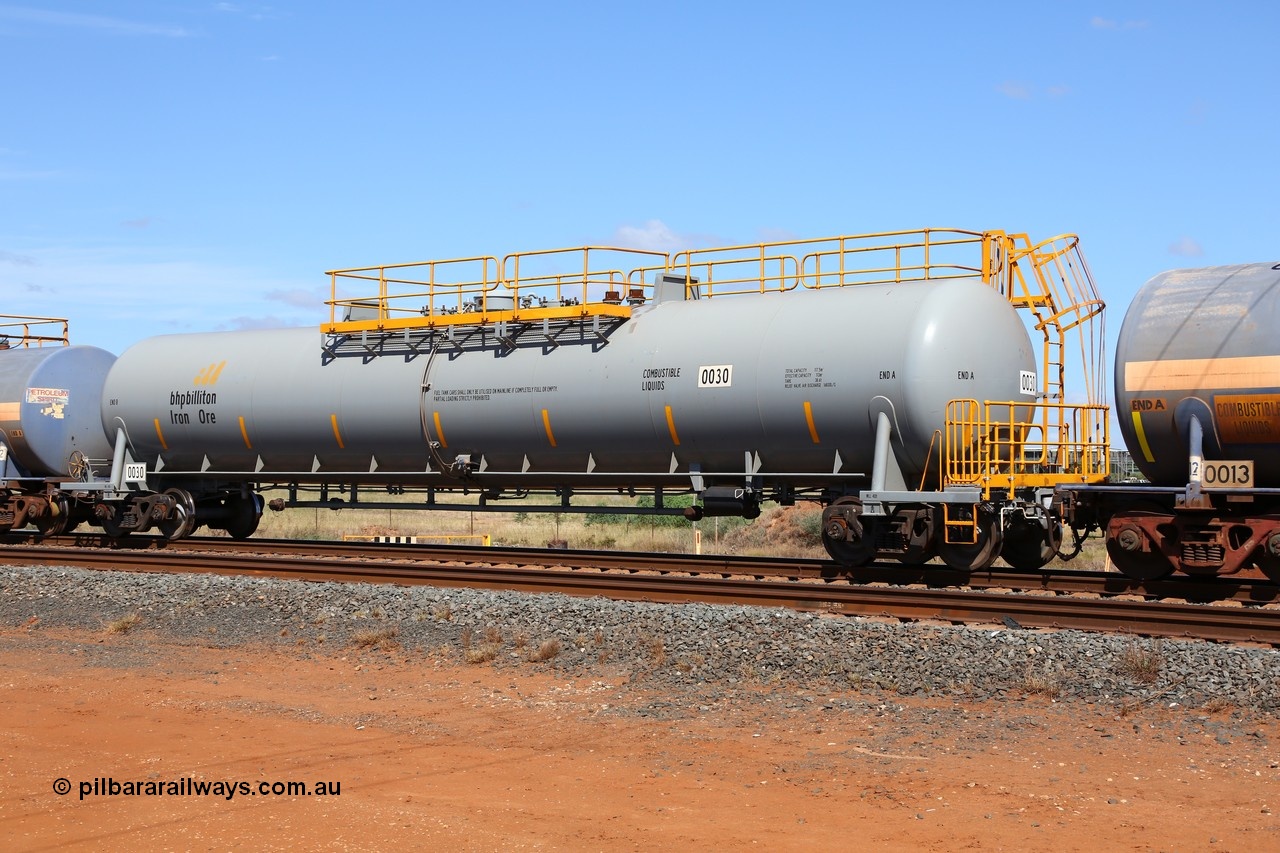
[945,399,1110,497]
[0,314,69,348]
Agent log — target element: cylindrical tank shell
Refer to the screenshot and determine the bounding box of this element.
[101,278,1036,487]
[1115,262,1280,485]
[0,345,116,477]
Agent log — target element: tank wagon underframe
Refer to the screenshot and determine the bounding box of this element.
[3,228,1112,574]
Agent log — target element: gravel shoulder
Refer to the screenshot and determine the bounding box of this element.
[3,565,1280,850]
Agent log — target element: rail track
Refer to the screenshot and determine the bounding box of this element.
[3,533,1279,645]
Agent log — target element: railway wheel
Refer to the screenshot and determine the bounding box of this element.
[1106,504,1173,580]
[224,494,264,540]
[1105,540,1172,580]
[821,497,876,567]
[1000,520,1063,571]
[156,488,197,541]
[32,496,70,537]
[1252,529,1280,582]
[98,506,131,539]
[937,511,1002,571]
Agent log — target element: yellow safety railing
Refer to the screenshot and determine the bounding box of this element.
[945,399,1110,498]
[501,246,669,307]
[324,228,1018,332]
[326,256,501,328]
[800,229,993,289]
[0,314,69,348]
[324,247,667,333]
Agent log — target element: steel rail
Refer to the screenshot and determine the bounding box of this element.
[11,532,1279,605]
[2,542,1278,644]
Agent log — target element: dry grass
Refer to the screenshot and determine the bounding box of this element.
[351,626,400,650]
[1116,642,1164,684]
[465,642,501,664]
[251,487,1120,570]
[106,613,142,635]
[1020,666,1061,698]
[640,634,666,665]
[527,639,561,662]
[674,652,706,674]
[252,489,823,558]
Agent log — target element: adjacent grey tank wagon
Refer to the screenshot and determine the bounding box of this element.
[1059,262,1280,580]
[1,229,1110,572]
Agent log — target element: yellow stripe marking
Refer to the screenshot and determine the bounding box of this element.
[803,401,821,444]
[153,418,168,451]
[541,408,557,447]
[433,411,448,448]
[208,360,228,385]
[1125,355,1280,392]
[664,405,681,446]
[330,414,345,449]
[238,416,253,450]
[1131,410,1155,463]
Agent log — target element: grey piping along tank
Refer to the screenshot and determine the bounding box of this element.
[0,345,116,478]
[1115,262,1280,486]
[100,277,1036,488]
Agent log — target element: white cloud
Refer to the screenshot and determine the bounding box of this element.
[266,287,327,308]
[0,249,36,265]
[213,3,283,22]
[609,220,724,254]
[221,315,307,332]
[0,243,318,351]
[755,227,801,243]
[0,168,63,181]
[0,5,190,37]
[121,217,153,229]
[997,81,1071,101]
[612,220,685,253]
[996,81,1031,100]
[1168,236,1204,257]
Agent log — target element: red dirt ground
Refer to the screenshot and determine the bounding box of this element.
[2,625,1278,851]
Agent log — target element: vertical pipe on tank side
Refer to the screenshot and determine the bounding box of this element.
[1187,415,1203,503]
[108,428,127,491]
[871,411,892,492]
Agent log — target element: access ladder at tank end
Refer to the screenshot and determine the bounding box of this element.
[941,233,1110,502]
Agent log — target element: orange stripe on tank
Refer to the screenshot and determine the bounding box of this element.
[330,414,345,449]
[433,411,448,448]
[541,408,558,447]
[803,401,821,444]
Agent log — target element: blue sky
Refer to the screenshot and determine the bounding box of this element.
[2,2,1277,390]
